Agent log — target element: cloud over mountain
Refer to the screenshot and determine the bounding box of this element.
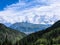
[0,0,60,24]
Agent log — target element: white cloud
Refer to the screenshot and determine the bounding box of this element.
[0,0,60,24]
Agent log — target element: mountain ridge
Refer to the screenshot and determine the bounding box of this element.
[10,22,51,34]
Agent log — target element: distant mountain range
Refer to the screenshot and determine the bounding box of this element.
[0,23,26,44]
[4,23,12,27]
[16,20,60,45]
[10,22,51,34]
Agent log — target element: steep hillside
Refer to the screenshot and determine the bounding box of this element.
[10,22,51,34]
[18,20,60,45]
[0,23,26,44]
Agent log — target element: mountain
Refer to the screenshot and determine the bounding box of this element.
[0,23,26,44]
[17,20,60,45]
[10,22,51,34]
[4,23,12,27]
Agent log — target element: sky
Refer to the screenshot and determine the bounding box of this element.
[0,0,19,10]
[0,0,60,24]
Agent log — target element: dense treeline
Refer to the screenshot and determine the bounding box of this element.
[0,23,26,45]
[19,28,60,45]
[0,28,60,45]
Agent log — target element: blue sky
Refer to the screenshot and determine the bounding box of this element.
[0,0,49,11]
[0,0,19,10]
[0,0,60,24]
